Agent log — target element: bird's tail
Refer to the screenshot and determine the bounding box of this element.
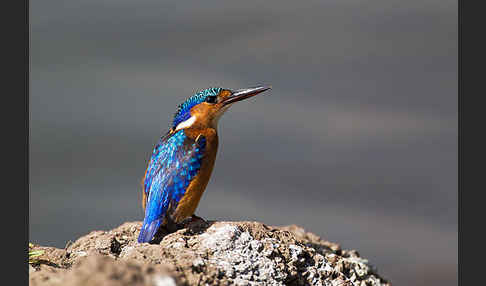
[138,218,162,243]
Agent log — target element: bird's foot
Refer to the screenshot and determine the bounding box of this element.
[190,214,208,224]
[164,215,180,233]
[178,214,209,229]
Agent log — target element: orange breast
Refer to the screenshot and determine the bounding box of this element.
[171,128,219,223]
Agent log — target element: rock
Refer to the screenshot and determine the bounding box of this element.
[29,253,178,286]
[29,221,391,286]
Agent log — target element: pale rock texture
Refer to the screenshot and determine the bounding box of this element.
[29,221,391,286]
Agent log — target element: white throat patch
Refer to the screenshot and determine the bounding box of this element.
[175,115,196,131]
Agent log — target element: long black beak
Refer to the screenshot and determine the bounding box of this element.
[222,86,271,106]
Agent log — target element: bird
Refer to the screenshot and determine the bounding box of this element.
[138,85,271,243]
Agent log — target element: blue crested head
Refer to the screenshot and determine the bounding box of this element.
[170,86,272,131]
[172,87,222,128]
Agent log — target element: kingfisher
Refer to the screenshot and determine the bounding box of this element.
[138,85,271,243]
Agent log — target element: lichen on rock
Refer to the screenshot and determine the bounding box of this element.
[29,221,390,286]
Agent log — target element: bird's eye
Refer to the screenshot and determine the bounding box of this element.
[205,96,217,104]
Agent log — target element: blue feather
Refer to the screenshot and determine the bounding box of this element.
[138,130,206,243]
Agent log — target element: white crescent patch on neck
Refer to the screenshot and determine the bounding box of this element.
[174,115,196,131]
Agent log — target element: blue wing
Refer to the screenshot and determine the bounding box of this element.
[138,130,206,243]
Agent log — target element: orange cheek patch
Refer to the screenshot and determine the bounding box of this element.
[219,90,232,100]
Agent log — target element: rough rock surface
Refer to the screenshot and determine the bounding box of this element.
[29,221,391,286]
